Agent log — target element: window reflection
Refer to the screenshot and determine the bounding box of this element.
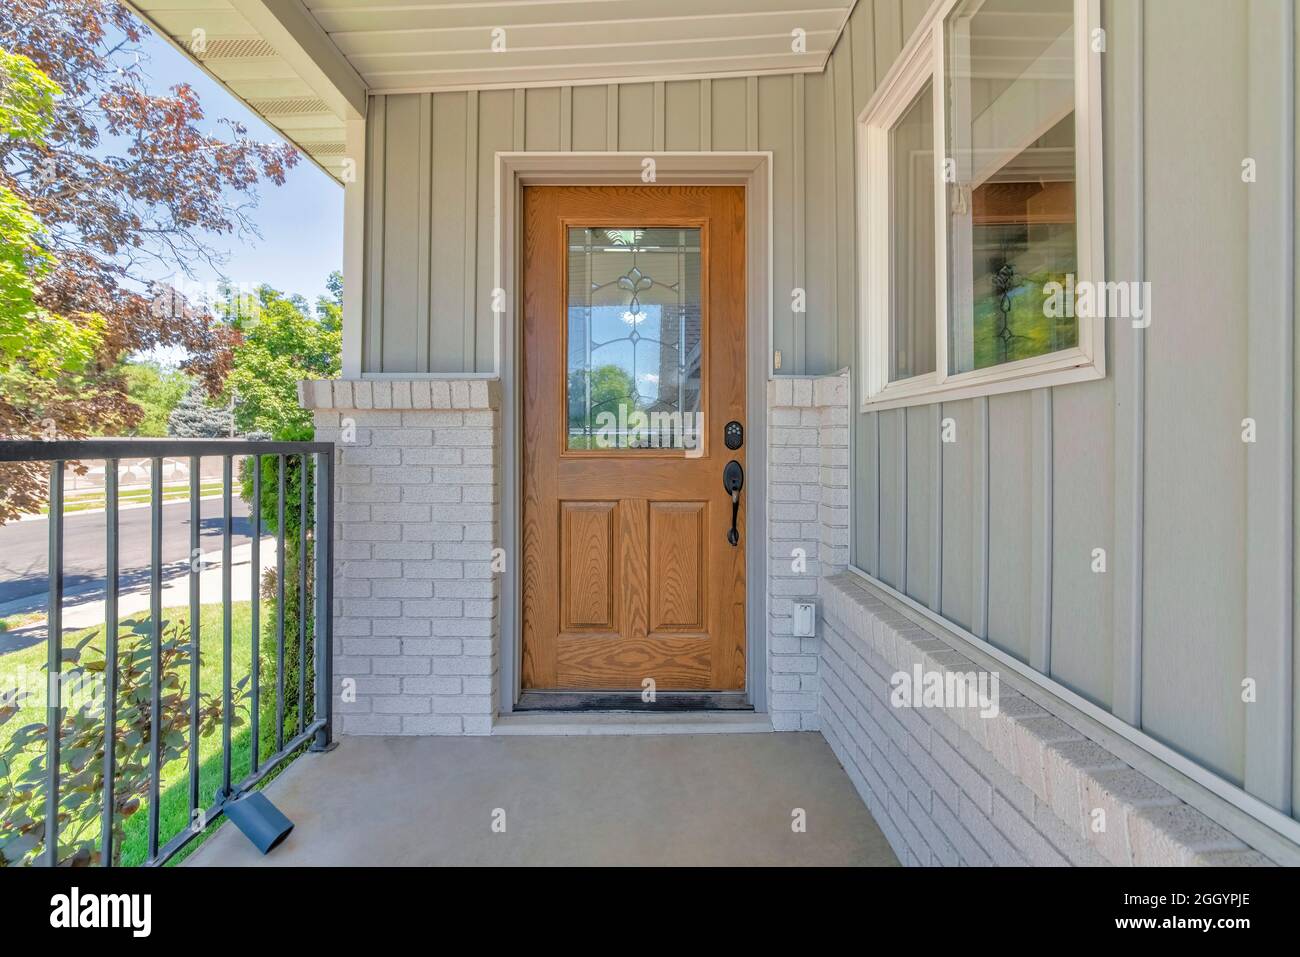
[566,228,703,450]
[945,0,1078,374]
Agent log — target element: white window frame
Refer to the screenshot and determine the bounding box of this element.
[857,0,1104,412]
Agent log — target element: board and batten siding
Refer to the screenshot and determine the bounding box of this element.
[356,0,1300,822]
[842,0,1299,820]
[361,70,827,374]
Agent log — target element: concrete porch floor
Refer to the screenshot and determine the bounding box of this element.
[186,732,899,866]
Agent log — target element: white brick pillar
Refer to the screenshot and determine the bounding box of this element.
[765,370,851,731]
[299,378,501,735]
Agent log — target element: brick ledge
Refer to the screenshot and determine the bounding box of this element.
[298,378,500,412]
[820,572,1279,866]
[768,368,849,409]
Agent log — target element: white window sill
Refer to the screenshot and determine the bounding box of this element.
[860,351,1104,412]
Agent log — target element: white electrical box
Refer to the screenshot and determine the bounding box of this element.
[792,600,817,638]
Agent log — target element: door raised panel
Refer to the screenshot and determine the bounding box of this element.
[560,501,616,631]
[649,501,707,633]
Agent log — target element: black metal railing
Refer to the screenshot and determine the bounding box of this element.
[0,439,333,866]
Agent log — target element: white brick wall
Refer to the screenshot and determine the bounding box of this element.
[302,378,500,736]
[766,371,850,731]
[819,572,1279,866]
[303,372,853,736]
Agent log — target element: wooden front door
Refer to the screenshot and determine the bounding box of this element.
[521,185,746,692]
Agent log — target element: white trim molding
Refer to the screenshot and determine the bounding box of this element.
[224,0,368,121]
[856,0,1106,412]
[341,115,367,379]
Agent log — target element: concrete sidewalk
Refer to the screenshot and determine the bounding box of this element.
[185,733,899,867]
[0,538,276,653]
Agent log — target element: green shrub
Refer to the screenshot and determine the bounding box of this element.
[239,446,317,756]
[0,618,246,866]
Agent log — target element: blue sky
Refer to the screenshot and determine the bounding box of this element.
[132,26,343,309]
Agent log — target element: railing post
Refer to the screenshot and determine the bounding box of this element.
[275,455,286,752]
[44,461,64,867]
[250,455,261,773]
[146,458,162,862]
[312,449,335,751]
[220,455,233,799]
[100,459,119,866]
[187,456,201,823]
[298,454,307,735]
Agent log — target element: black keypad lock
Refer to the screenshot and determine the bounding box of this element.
[724,421,743,450]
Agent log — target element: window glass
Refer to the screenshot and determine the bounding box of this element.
[889,80,937,382]
[944,0,1077,374]
[566,227,703,451]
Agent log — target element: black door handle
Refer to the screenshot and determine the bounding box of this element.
[723,460,744,547]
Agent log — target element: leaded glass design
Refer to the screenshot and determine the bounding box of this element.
[566,227,703,451]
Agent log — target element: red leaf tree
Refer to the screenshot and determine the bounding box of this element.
[0,0,300,521]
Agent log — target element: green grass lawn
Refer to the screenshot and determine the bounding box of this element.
[1,599,308,866]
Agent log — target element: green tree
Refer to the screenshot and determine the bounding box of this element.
[0,49,102,389]
[222,279,339,749]
[167,382,233,438]
[315,269,342,332]
[567,363,637,448]
[121,361,189,436]
[0,48,105,519]
[224,283,341,439]
[0,50,58,343]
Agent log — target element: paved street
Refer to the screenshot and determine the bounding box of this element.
[0,496,255,607]
[0,540,275,653]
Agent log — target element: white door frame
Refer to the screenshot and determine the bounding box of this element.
[493,152,773,714]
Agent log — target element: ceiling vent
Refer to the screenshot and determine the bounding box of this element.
[302,143,345,157]
[247,97,332,116]
[195,38,279,60]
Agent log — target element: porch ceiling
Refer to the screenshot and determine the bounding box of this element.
[303,0,855,92]
[124,0,856,184]
[125,0,360,183]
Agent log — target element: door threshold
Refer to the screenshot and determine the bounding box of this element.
[514,691,752,713]
[493,711,772,736]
